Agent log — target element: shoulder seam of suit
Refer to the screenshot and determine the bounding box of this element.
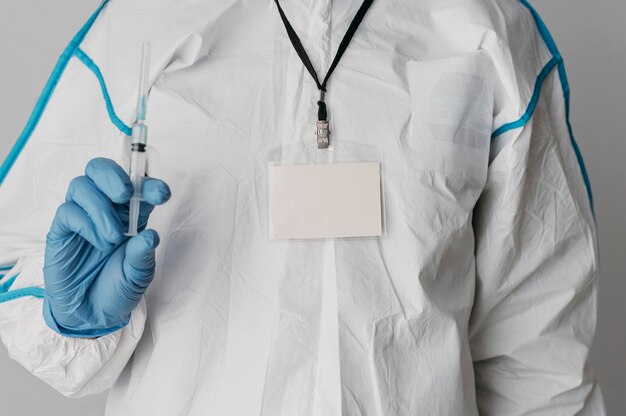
[493,0,593,214]
[74,47,133,136]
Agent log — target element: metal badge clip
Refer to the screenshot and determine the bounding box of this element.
[316,120,330,149]
[316,90,330,149]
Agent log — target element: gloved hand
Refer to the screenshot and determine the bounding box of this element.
[42,158,171,338]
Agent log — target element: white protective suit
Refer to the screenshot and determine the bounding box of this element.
[0,0,606,414]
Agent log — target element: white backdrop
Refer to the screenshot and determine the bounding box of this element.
[0,1,624,414]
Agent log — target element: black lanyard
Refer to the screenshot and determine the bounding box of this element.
[274,0,375,148]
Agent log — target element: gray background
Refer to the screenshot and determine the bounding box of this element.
[0,1,624,415]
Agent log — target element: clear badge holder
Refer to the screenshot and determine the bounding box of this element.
[254,139,387,242]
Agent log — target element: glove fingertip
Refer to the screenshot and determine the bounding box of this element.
[123,230,159,290]
[125,229,160,264]
[140,229,160,248]
[142,179,172,205]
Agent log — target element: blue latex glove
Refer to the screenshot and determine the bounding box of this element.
[43,158,171,338]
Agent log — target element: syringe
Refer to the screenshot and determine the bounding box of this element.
[126,42,151,236]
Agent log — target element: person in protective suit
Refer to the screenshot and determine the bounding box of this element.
[0,0,606,415]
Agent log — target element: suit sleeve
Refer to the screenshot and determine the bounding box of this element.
[0,0,227,397]
[0,1,147,398]
[469,61,606,414]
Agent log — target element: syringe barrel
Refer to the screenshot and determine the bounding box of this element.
[127,197,141,237]
[126,144,147,236]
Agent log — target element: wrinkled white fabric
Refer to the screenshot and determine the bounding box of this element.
[0,256,146,398]
[0,0,605,414]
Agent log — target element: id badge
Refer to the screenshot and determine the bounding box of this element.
[257,140,386,241]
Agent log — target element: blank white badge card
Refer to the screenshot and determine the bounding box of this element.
[269,162,383,240]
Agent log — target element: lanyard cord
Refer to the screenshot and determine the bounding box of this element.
[274,0,374,123]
